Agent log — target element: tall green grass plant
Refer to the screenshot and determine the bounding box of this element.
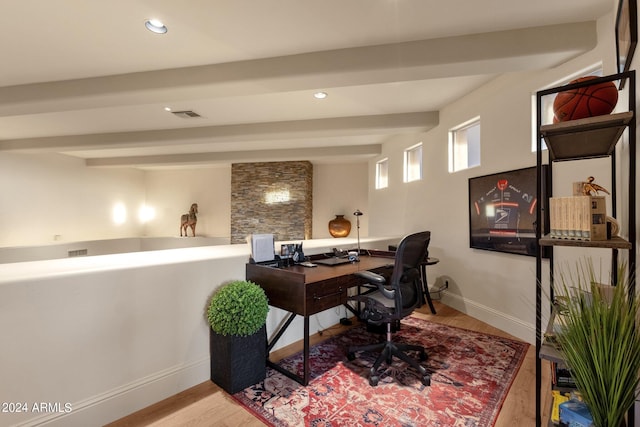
[553,259,640,427]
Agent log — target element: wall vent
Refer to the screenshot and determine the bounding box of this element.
[171,110,202,118]
[68,249,88,257]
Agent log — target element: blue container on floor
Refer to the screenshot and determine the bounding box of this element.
[559,400,593,427]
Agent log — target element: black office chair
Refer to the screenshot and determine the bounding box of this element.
[347,231,432,387]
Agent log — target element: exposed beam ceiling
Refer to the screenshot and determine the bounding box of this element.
[0,1,610,169]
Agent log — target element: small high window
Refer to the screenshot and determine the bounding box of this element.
[375,158,389,189]
[404,143,422,183]
[449,118,480,172]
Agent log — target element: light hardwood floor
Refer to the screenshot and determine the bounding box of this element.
[107,301,551,426]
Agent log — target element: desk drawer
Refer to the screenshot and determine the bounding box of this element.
[306,280,347,315]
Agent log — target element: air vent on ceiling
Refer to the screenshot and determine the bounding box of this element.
[68,249,88,257]
[171,110,202,118]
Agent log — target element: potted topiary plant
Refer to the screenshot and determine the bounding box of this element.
[207,279,269,394]
[552,259,640,427]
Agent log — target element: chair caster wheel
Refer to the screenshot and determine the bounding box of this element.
[421,375,431,386]
[369,376,379,386]
[419,351,427,361]
[347,352,355,361]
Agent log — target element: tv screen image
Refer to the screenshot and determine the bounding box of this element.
[468,166,547,257]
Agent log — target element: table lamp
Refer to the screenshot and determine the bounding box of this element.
[353,209,363,255]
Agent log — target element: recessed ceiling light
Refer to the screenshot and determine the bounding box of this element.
[164,106,172,112]
[145,19,168,34]
[314,92,328,99]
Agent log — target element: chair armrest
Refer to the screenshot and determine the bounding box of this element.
[353,270,395,299]
[353,270,386,285]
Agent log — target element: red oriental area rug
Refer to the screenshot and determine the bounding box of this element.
[232,316,529,427]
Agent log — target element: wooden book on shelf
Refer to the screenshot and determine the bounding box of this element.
[548,195,607,241]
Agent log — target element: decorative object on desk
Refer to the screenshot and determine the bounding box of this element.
[328,214,351,238]
[291,242,304,263]
[552,76,618,122]
[616,0,637,89]
[280,243,295,259]
[233,316,528,427]
[353,209,363,255]
[580,176,610,196]
[180,203,198,236]
[207,280,269,394]
[551,258,640,427]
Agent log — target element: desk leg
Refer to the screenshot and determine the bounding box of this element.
[267,312,296,353]
[303,316,310,385]
[265,312,308,386]
[263,312,311,386]
[420,264,437,314]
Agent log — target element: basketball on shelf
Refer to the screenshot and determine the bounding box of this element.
[553,76,618,122]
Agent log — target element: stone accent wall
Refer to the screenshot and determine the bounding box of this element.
[231,161,312,244]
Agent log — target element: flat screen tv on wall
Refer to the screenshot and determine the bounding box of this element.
[468,166,547,257]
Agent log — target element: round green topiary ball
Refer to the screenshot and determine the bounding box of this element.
[207,280,269,337]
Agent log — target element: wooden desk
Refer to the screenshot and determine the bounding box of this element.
[246,256,394,385]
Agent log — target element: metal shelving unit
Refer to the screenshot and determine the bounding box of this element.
[534,71,637,427]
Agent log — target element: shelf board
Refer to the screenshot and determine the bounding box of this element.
[540,111,633,161]
[539,235,632,249]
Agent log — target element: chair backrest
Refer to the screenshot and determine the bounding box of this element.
[389,231,431,318]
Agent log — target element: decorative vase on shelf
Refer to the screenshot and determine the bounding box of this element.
[328,215,351,238]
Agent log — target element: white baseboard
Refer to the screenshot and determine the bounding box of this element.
[15,357,210,427]
[440,293,535,345]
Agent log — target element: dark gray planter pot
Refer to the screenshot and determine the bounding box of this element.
[209,325,267,394]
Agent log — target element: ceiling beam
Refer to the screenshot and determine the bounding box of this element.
[85,144,383,168]
[0,22,596,117]
[0,112,437,152]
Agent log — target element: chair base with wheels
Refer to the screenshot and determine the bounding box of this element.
[347,321,430,387]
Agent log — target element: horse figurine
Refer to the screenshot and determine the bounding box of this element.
[180,203,198,237]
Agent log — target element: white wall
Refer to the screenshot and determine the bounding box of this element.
[0,237,231,264]
[143,162,369,240]
[0,159,369,247]
[142,162,370,240]
[0,236,399,427]
[368,11,625,342]
[0,157,374,425]
[143,166,232,238]
[0,245,248,427]
[0,153,146,247]
[312,162,369,239]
